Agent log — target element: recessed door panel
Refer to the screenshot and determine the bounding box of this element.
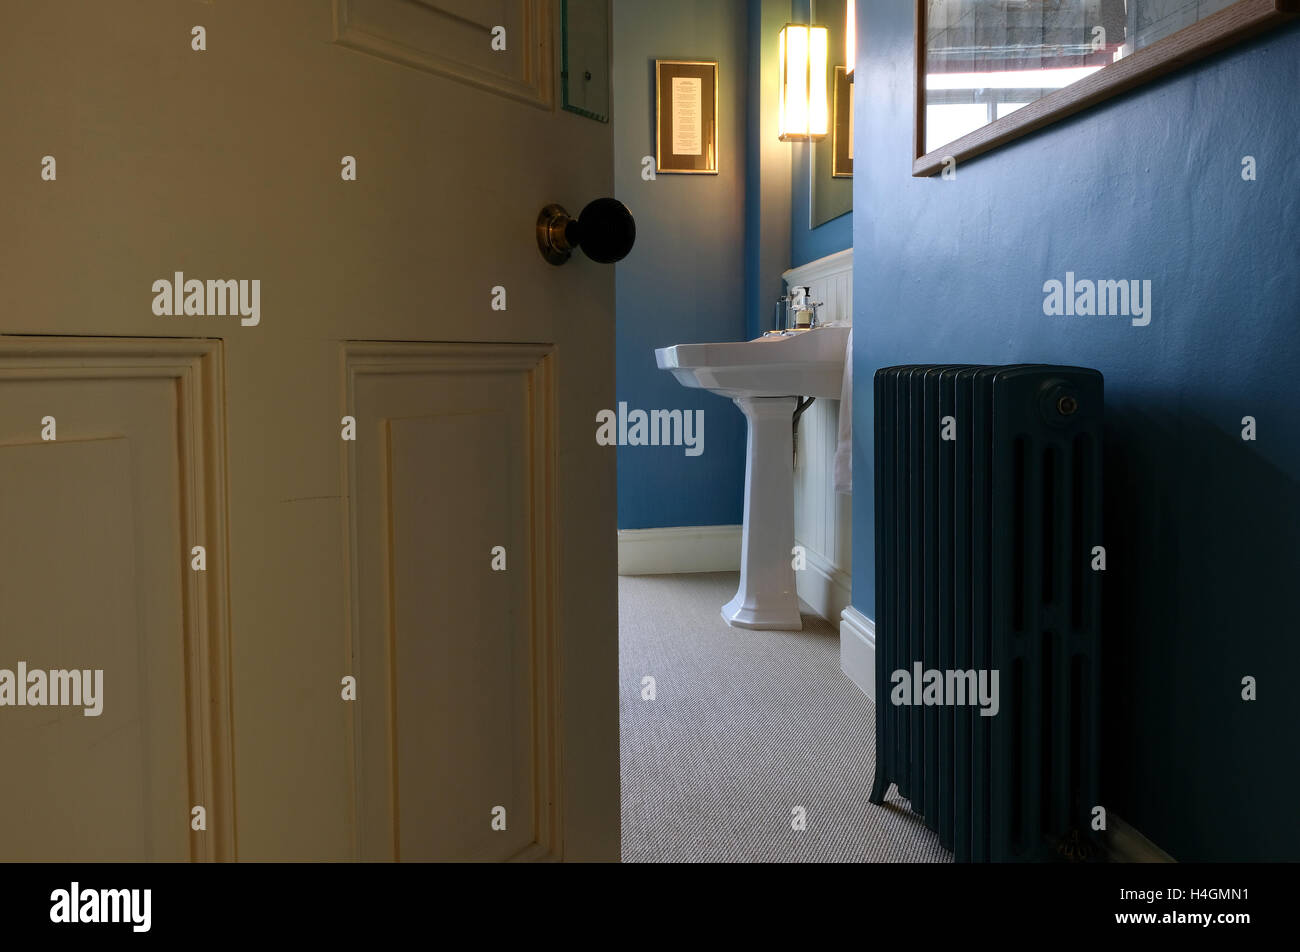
[346,342,557,861]
[0,339,233,861]
[334,0,553,107]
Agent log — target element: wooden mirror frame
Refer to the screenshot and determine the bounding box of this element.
[914,0,1298,177]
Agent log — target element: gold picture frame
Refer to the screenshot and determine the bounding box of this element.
[832,66,853,178]
[655,59,719,174]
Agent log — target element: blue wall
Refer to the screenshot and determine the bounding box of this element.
[851,1,1300,861]
[791,141,853,266]
[613,0,749,530]
[790,0,852,267]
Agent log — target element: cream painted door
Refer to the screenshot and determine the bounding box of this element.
[0,0,618,861]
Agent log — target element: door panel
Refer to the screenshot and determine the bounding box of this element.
[334,0,553,106]
[346,342,558,861]
[0,339,233,861]
[0,0,617,861]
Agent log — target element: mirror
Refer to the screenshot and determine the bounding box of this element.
[917,0,1297,175]
[562,0,611,122]
[811,0,851,227]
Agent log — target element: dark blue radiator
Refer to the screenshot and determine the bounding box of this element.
[870,365,1103,862]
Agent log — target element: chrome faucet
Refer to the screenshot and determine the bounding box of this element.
[789,286,823,329]
[766,287,824,337]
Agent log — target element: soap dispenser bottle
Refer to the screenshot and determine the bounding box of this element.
[793,286,820,329]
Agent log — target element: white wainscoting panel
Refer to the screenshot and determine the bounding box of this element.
[784,249,852,624]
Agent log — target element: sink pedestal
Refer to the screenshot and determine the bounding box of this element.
[653,325,848,631]
[721,395,802,631]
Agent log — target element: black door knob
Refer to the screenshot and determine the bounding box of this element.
[537,198,636,265]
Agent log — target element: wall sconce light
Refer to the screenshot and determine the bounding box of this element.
[846,1,855,78]
[778,23,829,141]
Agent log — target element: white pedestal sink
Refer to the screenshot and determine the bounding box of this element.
[655,326,850,630]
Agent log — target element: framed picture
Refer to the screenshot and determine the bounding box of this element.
[655,59,719,174]
[832,66,853,178]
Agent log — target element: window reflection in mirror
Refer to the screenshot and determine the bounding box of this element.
[922,0,1239,156]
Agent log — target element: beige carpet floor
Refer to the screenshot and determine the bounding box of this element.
[619,572,952,863]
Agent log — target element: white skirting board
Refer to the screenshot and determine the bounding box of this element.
[839,606,875,702]
[617,525,742,576]
[799,545,852,626]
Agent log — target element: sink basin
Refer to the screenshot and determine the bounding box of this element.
[655,325,850,399]
[655,325,851,631]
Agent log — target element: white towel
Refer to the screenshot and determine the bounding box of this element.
[833,327,853,494]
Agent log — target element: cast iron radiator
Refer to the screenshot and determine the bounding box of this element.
[869,365,1103,862]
